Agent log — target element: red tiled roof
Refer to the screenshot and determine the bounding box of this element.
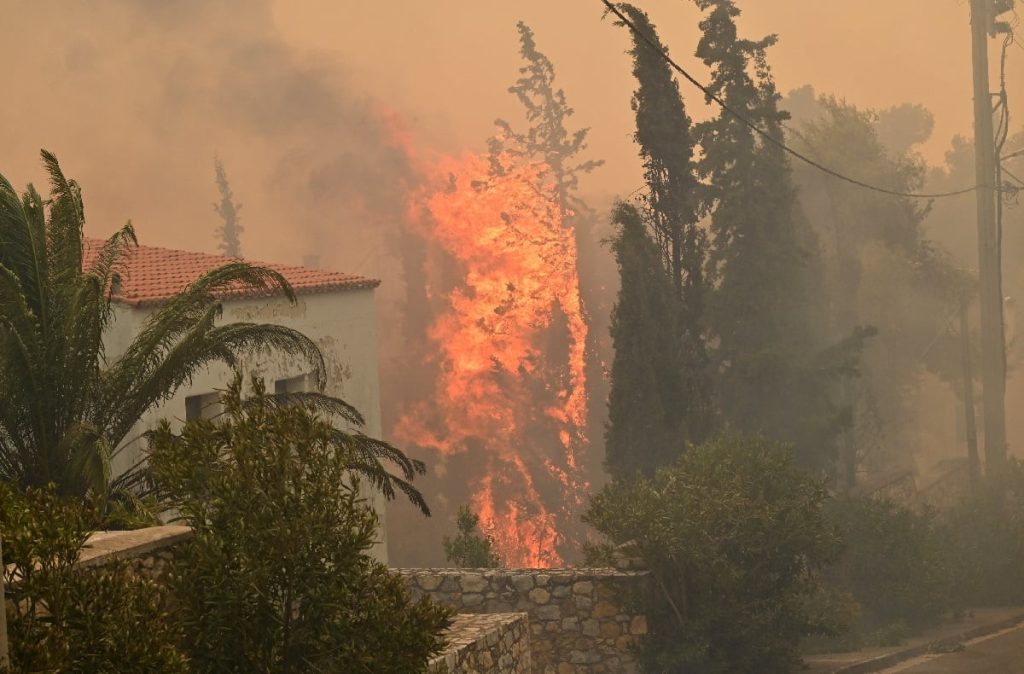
[83,238,379,308]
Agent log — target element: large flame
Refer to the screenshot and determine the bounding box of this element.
[394,147,590,567]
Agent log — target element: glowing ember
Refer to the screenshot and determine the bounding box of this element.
[394,148,589,567]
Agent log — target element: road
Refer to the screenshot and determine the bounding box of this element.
[877,621,1024,673]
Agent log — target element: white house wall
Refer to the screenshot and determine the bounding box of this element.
[103,287,389,562]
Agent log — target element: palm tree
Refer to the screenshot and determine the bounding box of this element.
[0,151,427,513]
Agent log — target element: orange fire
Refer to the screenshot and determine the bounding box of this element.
[394,146,590,568]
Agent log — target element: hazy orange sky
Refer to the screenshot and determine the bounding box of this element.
[0,0,1019,266]
[273,0,1019,167]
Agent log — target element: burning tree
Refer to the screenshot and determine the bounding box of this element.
[387,23,602,567]
[396,150,590,567]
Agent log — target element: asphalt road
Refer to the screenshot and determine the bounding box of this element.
[878,622,1024,673]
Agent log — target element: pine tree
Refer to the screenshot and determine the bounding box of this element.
[442,506,501,568]
[605,203,688,477]
[693,0,847,471]
[212,155,243,258]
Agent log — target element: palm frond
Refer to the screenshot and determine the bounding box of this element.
[328,428,429,514]
[108,261,318,395]
[0,182,49,322]
[0,262,44,357]
[41,150,85,291]
[345,458,431,516]
[260,391,365,427]
[85,222,137,296]
[102,319,324,447]
[335,429,427,480]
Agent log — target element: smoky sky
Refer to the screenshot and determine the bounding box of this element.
[0,0,414,277]
[1,0,1019,266]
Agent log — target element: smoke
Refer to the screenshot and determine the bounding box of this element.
[0,0,414,277]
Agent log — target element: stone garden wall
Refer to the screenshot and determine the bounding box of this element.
[429,613,531,674]
[79,525,191,581]
[399,568,649,674]
[74,528,650,674]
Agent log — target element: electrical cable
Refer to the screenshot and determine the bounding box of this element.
[1004,165,1024,189]
[600,0,1003,200]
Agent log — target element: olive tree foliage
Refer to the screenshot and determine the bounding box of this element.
[443,505,501,568]
[0,484,187,673]
[148,375,451,674]
[0,151,427,515]
[585,435,842,673]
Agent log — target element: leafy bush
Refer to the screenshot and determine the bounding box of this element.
[443,505,501,568]
[148,375,451,674]
[584,434,842,673]
[0,484,187,673]
[944,461,1024,606]
[825,495,956,632]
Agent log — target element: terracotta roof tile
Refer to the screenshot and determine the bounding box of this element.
[83,238,379,308]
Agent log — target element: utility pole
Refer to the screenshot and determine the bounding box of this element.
[960,292,980,486]
[970,0,1007,473]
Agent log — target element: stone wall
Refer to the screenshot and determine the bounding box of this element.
[74,528,649,673]
[79,525,191,581]
[400,568,648,674]
[429,613,531,674]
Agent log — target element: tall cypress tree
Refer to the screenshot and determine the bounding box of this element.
[605,203,688,477]
[212,155,243,258]
[693,0,843,470]
[603,4,714,478]
[617,4,705,306]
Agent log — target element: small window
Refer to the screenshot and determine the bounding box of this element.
[274,374,310,395]
[185,391,223,422]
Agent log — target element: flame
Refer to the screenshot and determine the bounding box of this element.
[393,146,590,567]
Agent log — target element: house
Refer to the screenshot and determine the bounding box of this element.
[85,239,390,561]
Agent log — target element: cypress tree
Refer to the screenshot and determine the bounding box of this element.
[693,0,841,470]
[212,155,243,258]
[617,4,714,448]
[603,5,715,478]
[617,4,705,306]
[605,203,688,477]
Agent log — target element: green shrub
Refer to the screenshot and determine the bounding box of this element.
[826,495,956,631]
[443,505,501,568]
[944,461,1024,606]
[148,375,451,674]
[0,484,187,673]
[584,434,842,673]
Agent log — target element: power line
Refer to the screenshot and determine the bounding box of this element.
[1004,165,1024,189]
[600,0,1000,200]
